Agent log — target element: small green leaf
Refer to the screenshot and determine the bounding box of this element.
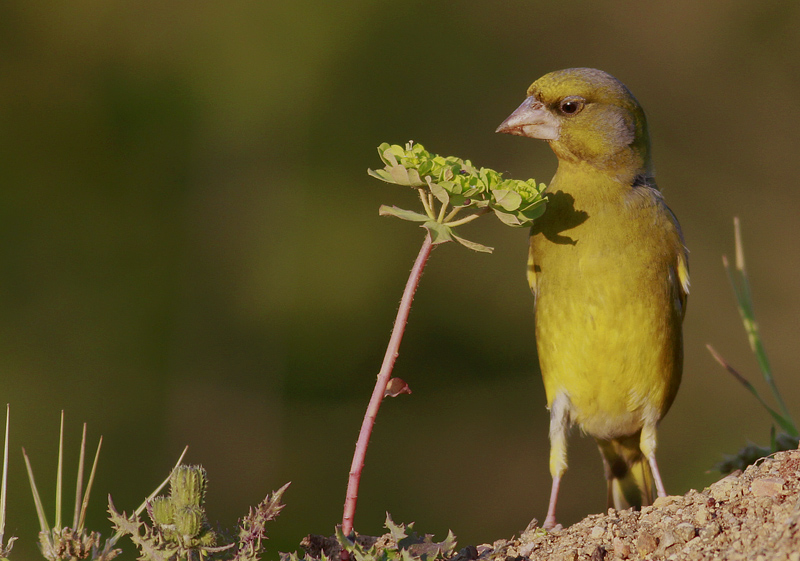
[379,206,429,222]
[427,179,450,205]
[375,142,392,163]
[521,199,547,218]
[491,189,522,211]
[389,165,424,187]
[493,210,523,227]
[422,221,453,245]
[452,234,493,253]
[385,513,407,542]
[335,525,355,549]
[381,144,406,165]
[367,168,388,182]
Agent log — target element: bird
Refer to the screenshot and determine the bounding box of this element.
[495,68,689,530]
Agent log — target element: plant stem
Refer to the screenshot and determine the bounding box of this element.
[341,232,434,544]
[437,200,449,223]
[443,206,462,223]
[418,189,435,219]
[446,207,491,227]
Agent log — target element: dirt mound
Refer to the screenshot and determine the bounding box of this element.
[482,447,800,561]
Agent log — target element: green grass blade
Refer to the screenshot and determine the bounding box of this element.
[724,218,795,431]
[707,344,795,435]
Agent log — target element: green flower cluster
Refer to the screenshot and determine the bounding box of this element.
[368,142,546,252]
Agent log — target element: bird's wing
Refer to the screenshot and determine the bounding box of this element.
[676,245,690,319]
[527,234,538,302]
[666,202,690,319]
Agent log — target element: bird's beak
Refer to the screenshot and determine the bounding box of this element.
[495,96,560,140]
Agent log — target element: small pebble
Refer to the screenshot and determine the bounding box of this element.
[554,550,577,561]
[653,495,679,508]
[708,472,740,501]
[518,542,535,558]
[699,521,722,539]
[751,477,785,498]
[636,532,658,556]
[694,505,710,525]
[674,522,696,543]
[658,531,678,554]
[611,537,630,559]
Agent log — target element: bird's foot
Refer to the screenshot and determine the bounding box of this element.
[543,515,562,532]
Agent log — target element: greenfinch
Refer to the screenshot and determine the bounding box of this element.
[496,68,689,529]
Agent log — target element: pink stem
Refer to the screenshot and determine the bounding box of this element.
[341,232,434,541]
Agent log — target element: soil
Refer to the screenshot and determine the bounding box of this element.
[303,446,800,561]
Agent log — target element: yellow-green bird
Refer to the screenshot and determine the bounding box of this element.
[496,68,689,529]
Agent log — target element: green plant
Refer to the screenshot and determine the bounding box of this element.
[108,464,289,561]
[338,515,456,561]
[342,142,546,541]
[285,515,457,561]
[370,142,546,252]
[707,217,799,473]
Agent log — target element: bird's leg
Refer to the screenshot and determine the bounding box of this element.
[647,455,667,498]
[543,475,562,530]
[544,393,570,530]
[640,423,667,497]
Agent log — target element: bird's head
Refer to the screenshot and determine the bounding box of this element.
[497,68,652,178]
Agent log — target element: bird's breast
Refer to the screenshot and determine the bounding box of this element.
[530,184,684,439]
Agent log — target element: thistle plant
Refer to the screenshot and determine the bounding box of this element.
[145,465,218,551]
[285,514,457,561]
[108,464,289,561]
[22,412,119,561]
[342,142,546,542]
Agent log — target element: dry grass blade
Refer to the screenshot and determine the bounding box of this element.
[73,423,87,529]
[0,406,8,540]
[78,436,103,531]
[22,448,51,535]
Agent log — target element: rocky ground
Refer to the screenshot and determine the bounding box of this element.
[478,447,800,561]
[303,446,800,561]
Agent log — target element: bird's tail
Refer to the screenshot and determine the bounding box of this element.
[596,433,656,510]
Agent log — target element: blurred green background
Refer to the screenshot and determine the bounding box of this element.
[1,1,799,559]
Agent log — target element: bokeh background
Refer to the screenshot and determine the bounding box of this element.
[1,1,799,558]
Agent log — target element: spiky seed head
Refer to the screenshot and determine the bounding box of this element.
[170,465,207,508]
[148,496,174,526]
[173,506,204,539]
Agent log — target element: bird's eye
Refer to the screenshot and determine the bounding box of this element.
[558,97,585,116]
